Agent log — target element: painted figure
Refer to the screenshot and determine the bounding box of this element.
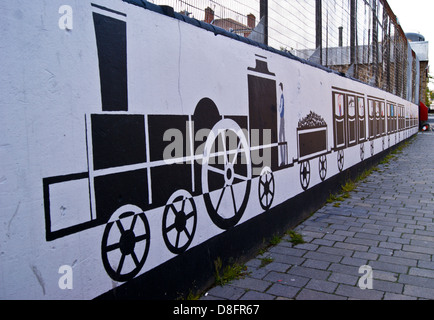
[278,83,287,166]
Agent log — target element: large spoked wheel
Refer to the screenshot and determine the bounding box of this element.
[202,119,252,230]
[300,160,311,191]
[318,155,327,182]
[337,150,345,172]
[101,205,150,282]
[258,166,275,211]
[162,190,197,254]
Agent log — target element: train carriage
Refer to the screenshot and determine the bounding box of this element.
[332,88,368,168]
[296,112,329,191]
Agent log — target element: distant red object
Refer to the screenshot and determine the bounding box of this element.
[420,101,428,122]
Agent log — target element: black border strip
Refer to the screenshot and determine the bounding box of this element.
[91,3,127,16]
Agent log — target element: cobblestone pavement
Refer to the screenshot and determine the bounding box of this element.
[202,133,434,300]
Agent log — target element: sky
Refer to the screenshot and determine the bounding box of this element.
[387,0,433,88]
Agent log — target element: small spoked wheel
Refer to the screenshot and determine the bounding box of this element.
[202,119,252,230]
[318,155,327,181]
[337,150,344,172]
[258,166,275,211]
[162,190,197,254]
[300,161,311,191]
[101,205,150,282]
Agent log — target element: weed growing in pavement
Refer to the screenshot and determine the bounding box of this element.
[269,234,283,246]
[286,230,305,246]
[259,256,274,268]
[214,258,249,286]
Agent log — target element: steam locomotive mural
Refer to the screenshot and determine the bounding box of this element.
[41,3,419,285]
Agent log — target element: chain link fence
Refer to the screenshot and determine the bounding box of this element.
[147,0,419,103]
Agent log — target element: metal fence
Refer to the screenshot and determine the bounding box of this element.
[147,0,419,103]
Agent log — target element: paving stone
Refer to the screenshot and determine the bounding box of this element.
[296,289,346,300]
[393,250,431,261]
[334,241,369,252]
[369,260,409,274]
[263,271,310,288]
[371,280,404,294]
[403,285,434,300]
[206,285,246,300]
[377,255,418,267]
[335,284,384,300]
[323,245,357,257]
[328,272,359,286]
[305,279,338,294]
[301,259,330,270]
[418,260,434,269]
[229,277,271,292]
[372,270,398,282]
[398,274,434,290]
[239,290,275,300]
[286,265,330,281]
[409,267,434,278]
[266,283,300,299]
[303,251,342,263]
[383,292,417,300]
[266,252,305,266]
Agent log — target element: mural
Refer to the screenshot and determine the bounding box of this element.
[0,0,419,299]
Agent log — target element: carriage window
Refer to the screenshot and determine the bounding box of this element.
[335,93,344,117]
[369,100,374,116]
[375,101,380,117]
[348,96,355,117]
[358,98,365,117]
[381,103,385,117]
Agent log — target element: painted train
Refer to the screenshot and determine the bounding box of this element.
[41,2,418,285]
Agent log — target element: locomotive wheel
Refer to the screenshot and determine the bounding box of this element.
[202,119,251,230]
[162,190,197,254]
[101,205,150,282]
[318,155,327,181]
[300,160,310,191]
[337,150,344,172]
[258,166,275,211]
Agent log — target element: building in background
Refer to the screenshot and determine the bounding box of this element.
[407,33,430,107]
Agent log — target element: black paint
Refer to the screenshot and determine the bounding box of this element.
[93,13,128,112]
[91,114,146,170]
